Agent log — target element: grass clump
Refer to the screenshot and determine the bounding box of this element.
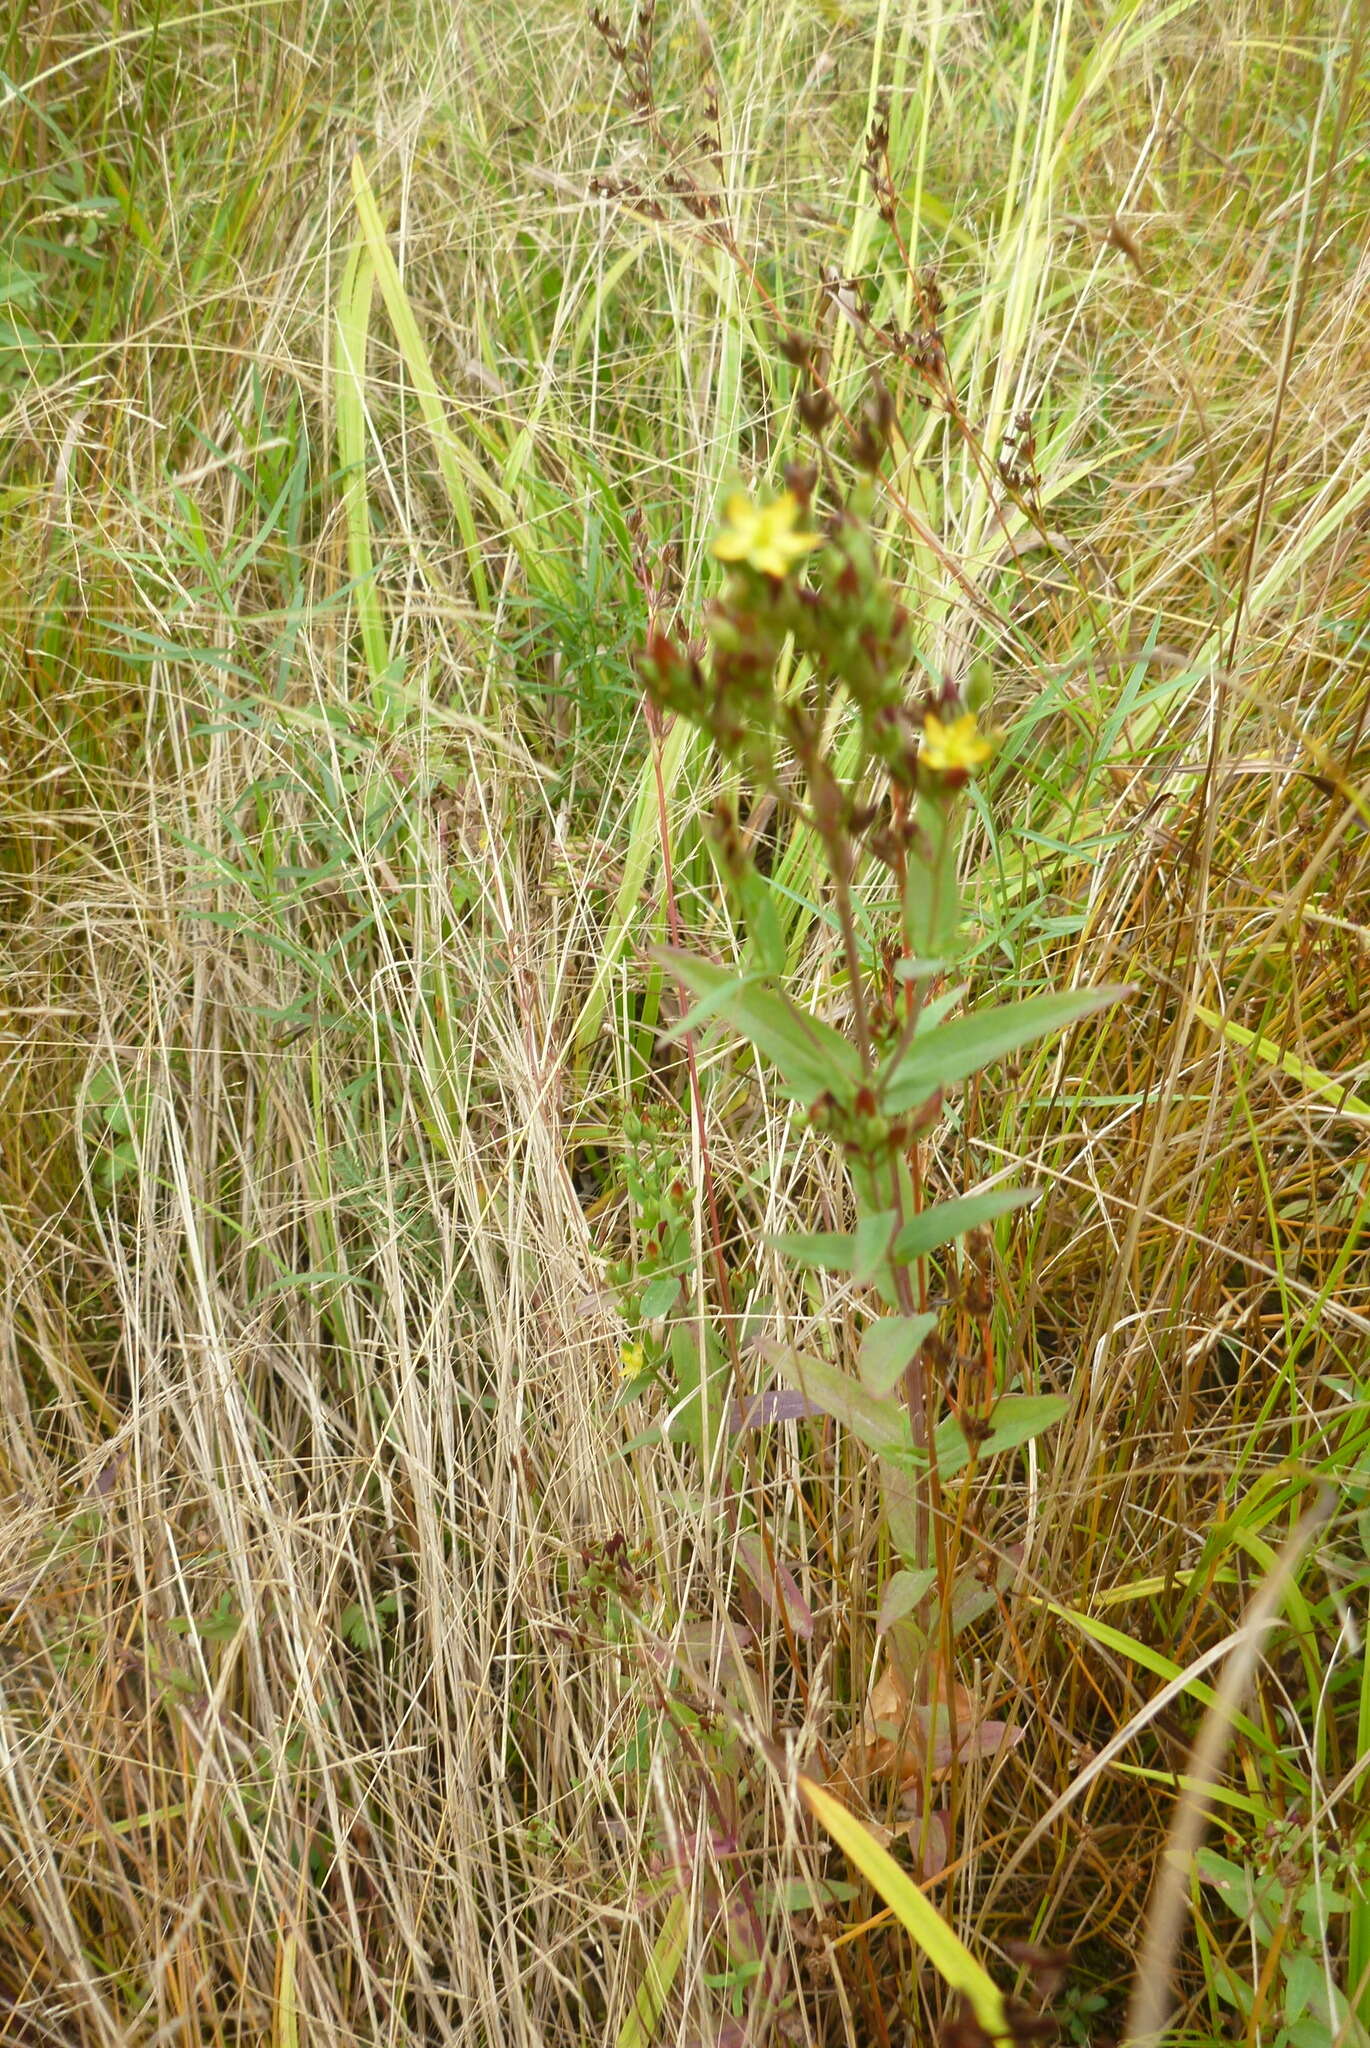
[2,1,1369,2045]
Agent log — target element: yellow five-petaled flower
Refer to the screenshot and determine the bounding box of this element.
[920,711,996,776]
[711,490,822,581]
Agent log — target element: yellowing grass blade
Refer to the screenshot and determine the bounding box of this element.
[614,1892,688,2048]
[273,1931,299,2048]
[348,153,515,612]
[1193,1005,1370,1119]
[799,1774,1010,2041]
[334,242,390,694]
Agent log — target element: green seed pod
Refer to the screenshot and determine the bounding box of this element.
[965,657,994,713]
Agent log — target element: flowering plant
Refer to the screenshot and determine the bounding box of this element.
[632,392,1123,1695]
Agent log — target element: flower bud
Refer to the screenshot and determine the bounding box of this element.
[965,657,993,713]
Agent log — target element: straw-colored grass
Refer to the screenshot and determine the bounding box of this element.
[2,1,1367,2043]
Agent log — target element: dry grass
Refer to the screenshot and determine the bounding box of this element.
[2,1,1369,2043]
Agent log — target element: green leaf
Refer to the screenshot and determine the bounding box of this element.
[1193,1003,1370,1119]
[881,985,1130,1114]
[104,1141,139,1186]
[763,1877,860,1913]
[333,240,391,695]
[340,1602,374,1651]
[349,154,508,611]
[892,1185,1038,1264]
[612,1368,658,1409]
[1045,1608,1275,1759]
[739,869,788,977]
[799,1776,1011,2042]
[665,1318,729,1459]
[639,1272,682,1320]
[878,1567,937,1631]
[768,1345,912,1458]
[1289,2016,1346,2048]
[653,948,861,1107]
[933,1393,1069,1481]
[196,1592,244,1643]
[859,1313,938,1394]
[903,798,962,960]
[908,980,970,1031]
[978,1392,1069,1457]
[614,1423,665,1457]
[768,1210,896,1283]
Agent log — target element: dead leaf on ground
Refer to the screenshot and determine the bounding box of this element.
[832,1655,1025,1800]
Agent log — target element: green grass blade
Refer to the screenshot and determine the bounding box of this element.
[614,1893,688,2048]
[334,241,390,695]
[348,153,513,611]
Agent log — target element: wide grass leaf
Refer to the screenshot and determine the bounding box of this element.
[799,1775,1011,2041]
[614,1893,688,2048]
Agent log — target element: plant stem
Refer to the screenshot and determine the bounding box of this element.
[827,839,874,1075]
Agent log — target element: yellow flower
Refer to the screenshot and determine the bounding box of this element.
[619,1341,646,1380]
[919,710,996,776]
[711,490,822,580]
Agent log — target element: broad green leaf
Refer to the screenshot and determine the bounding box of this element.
[665,1320,729,1459]
[975,1392,1068,1458]
[859,1313,938,1394]
[739,868,788,977]
[614,1424,665,1457]
[639,1272,682,1320]
[1195,1849,1279,1942]
[882,985,1130,1114]
[907,980,970,1031]
[613,1368,658,1410]
[903,798,962,960]
[762,1877,860,1913]
[799,1776,1010,2042]
[932,1393,1069,1481]
[651,956,751,1038]
[768,1346,912,1458]
[654,948,861,1107]
[766,1227,861,1275]
[892,1185,1038,1264]
[878,1567,937,1631]
[768,1210,897,1283]
[1281,1954,1329,2026]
